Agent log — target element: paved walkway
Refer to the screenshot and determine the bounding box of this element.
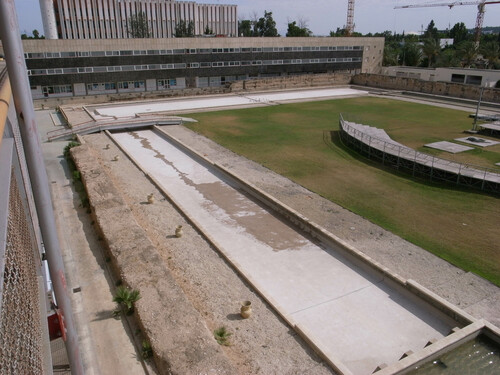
[37,110,147,375]
[112,129,457,375]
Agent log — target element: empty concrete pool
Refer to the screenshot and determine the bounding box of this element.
[111,128,460,375]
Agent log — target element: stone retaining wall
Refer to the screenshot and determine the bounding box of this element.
[352,73,500,103]
[70,143,236,375]
[230,73,352,92]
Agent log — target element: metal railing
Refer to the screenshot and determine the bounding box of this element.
[338,114,500,193]
[47,116,183,141]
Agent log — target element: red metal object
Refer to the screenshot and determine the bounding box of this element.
[47,313,62,341]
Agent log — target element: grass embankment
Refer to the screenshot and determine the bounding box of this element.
[185,96,500,286]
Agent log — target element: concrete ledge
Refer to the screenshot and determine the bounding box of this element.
[405,280,476,326]
[70,143,237,375]
[375,320,488,375]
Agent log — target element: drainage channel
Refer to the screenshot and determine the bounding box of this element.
[110,127,460,375]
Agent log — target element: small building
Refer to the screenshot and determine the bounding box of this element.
[382,66,500,87]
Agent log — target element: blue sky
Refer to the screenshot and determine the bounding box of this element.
[15,0,500,37]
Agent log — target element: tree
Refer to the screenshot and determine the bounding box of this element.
[424,20,438,40]
[204,25,213,35]
[175,20,194,37]
[128,12,150,38]
[32,29,41,39]
[480,41,499,68]
[449,22,468,45]
[254,11,278,37]
[330,27,347,37]
[457,41,478,67]
[422,38,441,67]
[402,41,422,66]
[238,20,254,37]
[286,21,312,37]
[383,44,399,66]
[436,49,460,67]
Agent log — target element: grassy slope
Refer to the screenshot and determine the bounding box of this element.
[186,97,500,286]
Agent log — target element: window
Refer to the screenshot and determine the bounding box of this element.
[466,75,482,85]
[43,85,72,95]
[451,74,465,83]
[157,79,177,89]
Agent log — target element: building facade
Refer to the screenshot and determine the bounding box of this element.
[381,66,500,87]
[18,37,384,99]
[42,0,237,39]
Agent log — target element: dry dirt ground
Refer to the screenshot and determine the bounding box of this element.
[81,122,499,374]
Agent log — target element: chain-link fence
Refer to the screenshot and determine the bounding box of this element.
[0,169,44,374]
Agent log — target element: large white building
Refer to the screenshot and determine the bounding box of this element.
[40,0,238,39]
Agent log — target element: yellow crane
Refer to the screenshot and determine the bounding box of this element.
[395,1,500,44]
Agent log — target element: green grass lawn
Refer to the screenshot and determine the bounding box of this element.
[185,96,500,286]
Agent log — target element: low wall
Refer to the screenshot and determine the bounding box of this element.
[70,143,236,375]
[230,73,352,92]
[352,73,500,103]
[34,85,230,109]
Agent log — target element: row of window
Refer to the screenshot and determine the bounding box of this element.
[25,45,363,59]
[28,57,362,76]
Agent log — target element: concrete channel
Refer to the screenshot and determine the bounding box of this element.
[109,126,476,375]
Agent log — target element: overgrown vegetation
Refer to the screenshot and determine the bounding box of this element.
[186,97,500,286]
[213,326,232,346]
[63,141,89,209]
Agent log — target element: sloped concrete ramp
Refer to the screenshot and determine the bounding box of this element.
[112,129,457,375]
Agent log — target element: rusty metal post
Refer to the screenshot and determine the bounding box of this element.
[0,1,84,374]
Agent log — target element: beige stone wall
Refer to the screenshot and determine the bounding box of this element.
[352,73,500,103]
[230,73,352,92]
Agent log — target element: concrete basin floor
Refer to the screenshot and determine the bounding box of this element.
[112,129,456,375]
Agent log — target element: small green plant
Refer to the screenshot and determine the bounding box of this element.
[213,326,232,346]
[63,141,80,159]
[113,286,141,315]
[72,170,81,183]
[141,340,153,359]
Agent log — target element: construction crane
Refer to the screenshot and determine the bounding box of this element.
[346,0,355,36]
[395,1,500,44]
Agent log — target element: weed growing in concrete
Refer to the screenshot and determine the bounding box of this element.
[214,326,232,346]
[141,340,153,359]
[113,286,141,316]
[63,141,80,159]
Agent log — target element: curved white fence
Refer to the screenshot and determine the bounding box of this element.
[338,114,500,193]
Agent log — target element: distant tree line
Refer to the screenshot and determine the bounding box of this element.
[21,29,44,39]
[376,21,500,70]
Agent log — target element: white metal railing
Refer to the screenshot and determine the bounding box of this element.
[338,114,500,185]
